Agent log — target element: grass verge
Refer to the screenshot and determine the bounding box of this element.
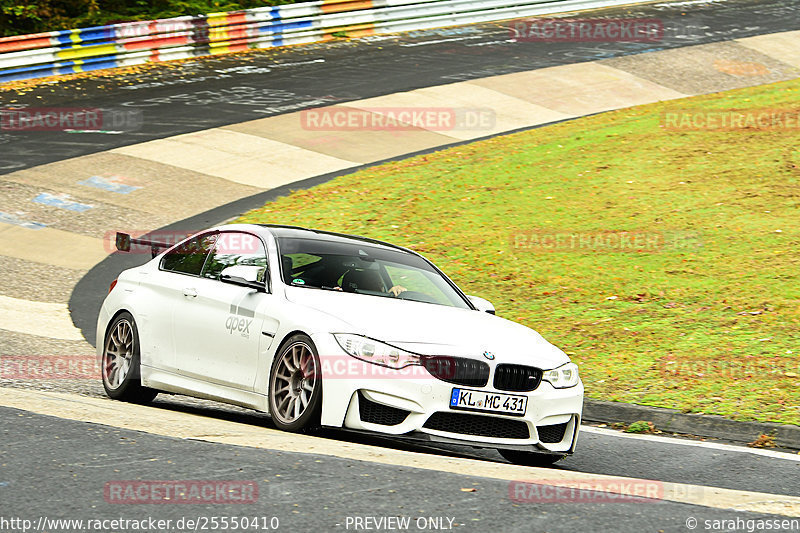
[238,78,800,425]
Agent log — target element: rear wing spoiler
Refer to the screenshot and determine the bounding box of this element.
[115,232,172,258]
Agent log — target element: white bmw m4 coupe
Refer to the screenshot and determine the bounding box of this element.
[98,224,583,466]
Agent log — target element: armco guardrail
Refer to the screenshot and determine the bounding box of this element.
[0,0,640,83]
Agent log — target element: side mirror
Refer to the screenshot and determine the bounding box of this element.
[220,265,268,292]
[115,232,131,252]
[467,295,495,315]
[115,231,169,258]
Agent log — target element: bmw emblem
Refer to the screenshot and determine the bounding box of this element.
[483,351,495,360]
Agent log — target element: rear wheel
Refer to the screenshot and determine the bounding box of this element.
[268,334,322,432]
[498,449,565,467]
[101,312,158,404]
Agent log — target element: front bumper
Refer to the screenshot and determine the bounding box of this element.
[313,333,584,454]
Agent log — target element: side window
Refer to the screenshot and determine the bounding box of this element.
[161,233,217,276]
[281,253,322,285]
[201,232,268,282]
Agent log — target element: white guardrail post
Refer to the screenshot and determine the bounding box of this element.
[0,0,640,82]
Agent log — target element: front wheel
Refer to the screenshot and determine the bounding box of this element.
[101,312,158,404]
[268,334,322,432]
[498,449,566,467]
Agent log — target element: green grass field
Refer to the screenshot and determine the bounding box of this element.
[238,78,800,425]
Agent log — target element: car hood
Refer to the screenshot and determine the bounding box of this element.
[285,287,569,369]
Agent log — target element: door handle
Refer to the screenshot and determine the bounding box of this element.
[183,288,197,298]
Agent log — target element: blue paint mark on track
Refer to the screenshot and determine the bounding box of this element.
[78,175,141,194]
[0,212,47,229]
[32,192,94,212]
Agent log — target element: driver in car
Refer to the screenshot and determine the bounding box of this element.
[340,268,407,297]
[388,285,407,297]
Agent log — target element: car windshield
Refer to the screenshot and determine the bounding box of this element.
[276,236,470,309]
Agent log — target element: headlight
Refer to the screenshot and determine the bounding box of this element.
[542,362,580,388]
[333,333,421,370]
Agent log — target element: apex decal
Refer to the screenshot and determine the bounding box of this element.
[225,294,256,337]
[225,315,252,337]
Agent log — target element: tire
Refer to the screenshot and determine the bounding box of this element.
[268,333,322,432]
[498,449,566,467]
[101,312,158,404]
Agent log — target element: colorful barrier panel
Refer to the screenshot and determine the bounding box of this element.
[0,0,642,82]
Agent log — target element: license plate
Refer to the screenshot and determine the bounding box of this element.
[449,388,527,416]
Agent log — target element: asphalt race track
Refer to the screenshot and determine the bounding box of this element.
[1,0,800,530]
[1,406,798,532]
[2,0,800,172]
